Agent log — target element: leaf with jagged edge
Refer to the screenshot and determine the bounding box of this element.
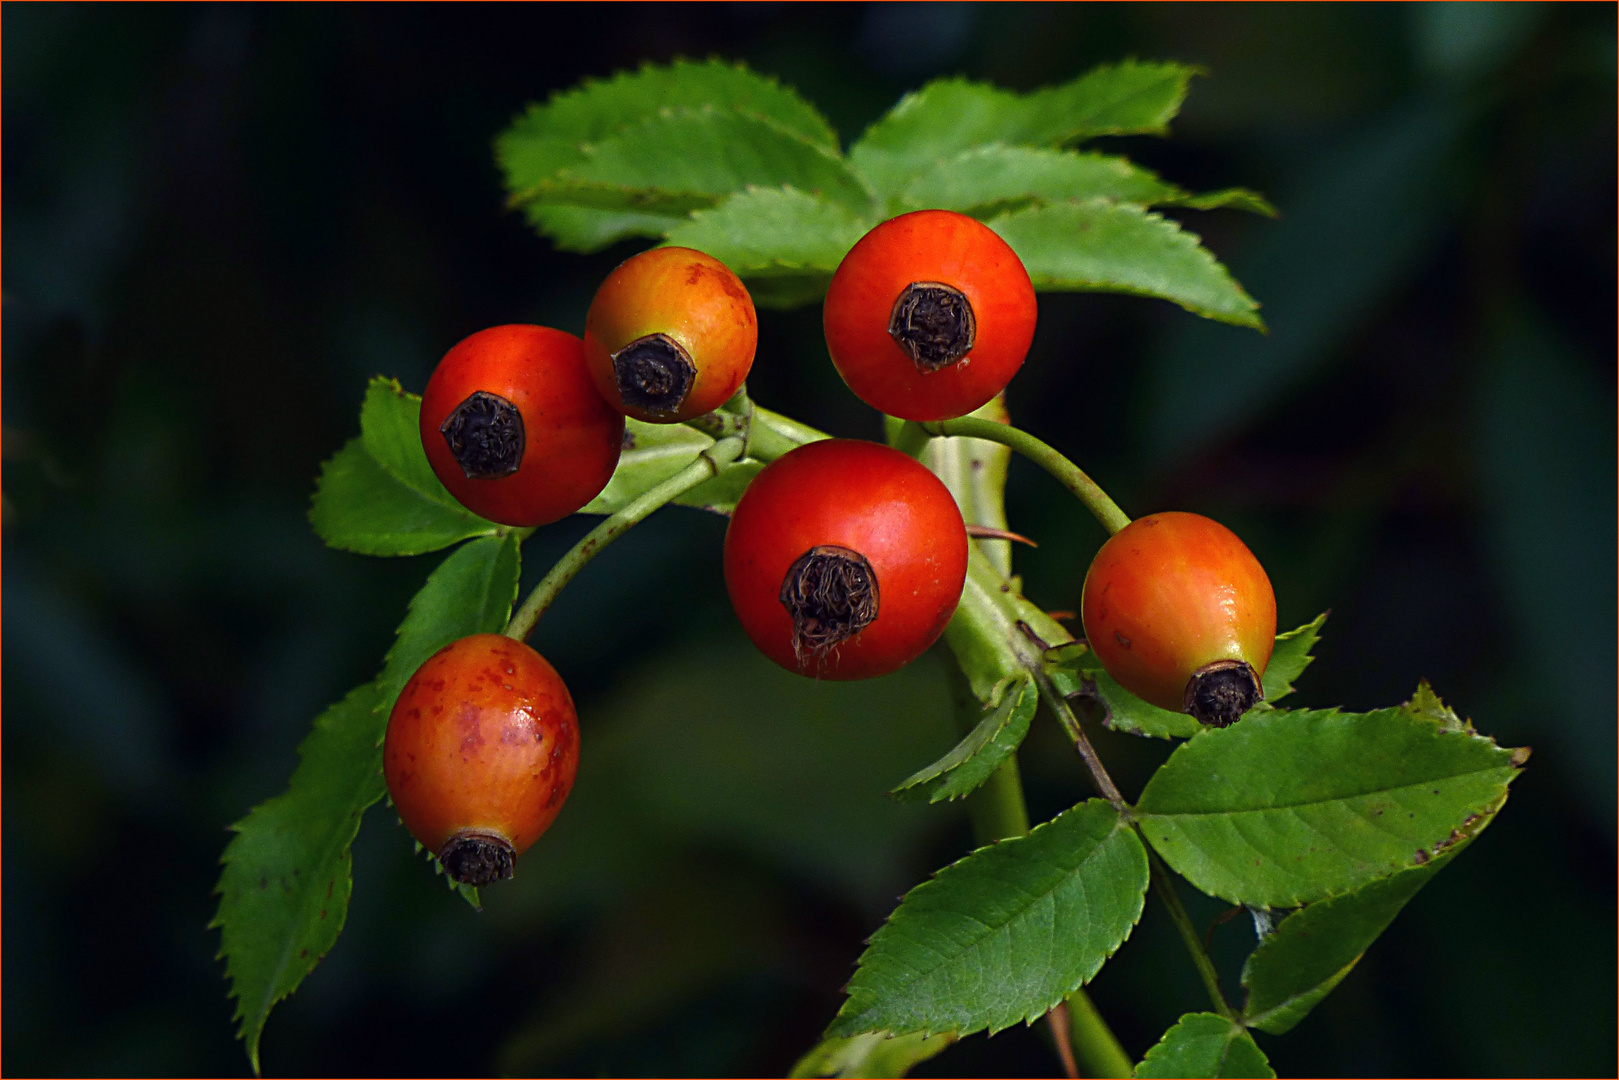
[521,109,871,219]
[892,672,1036,804]
[897,145,1275,219]
[826,800,1148,1040]
[497,58,839,252]
[664,186,872,307]
[989,199,1263,329]
[1045,615,1326,740]
[309,378,501,556]
[212,683,382,1076]
[789,1031,956,1079]
[1133,1013,1273,1078]
[1135,701,1525,907]
[850,61,1200,198]
[213,533,522,1071]
[1240,819,1490,1035]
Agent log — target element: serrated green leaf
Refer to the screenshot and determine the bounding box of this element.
[530,109,870,216]
[663,185,871,298]
[309,378,501,556]
[497,59,840,252]
[789,1031,956,1079]
[212,682,383,1075]
[898,146,1273,220]
[1257,612,1326,705]
[893,673,1036,804]
[1240,813,1494,1036]
[515,204,675,254]
[989,200,1263,329]
[1046,617,1326,741]
[214,533,522,1071]
[1169,188,1278,216]
[1136,706,1523,907]
[374,533,524,718]
[849,62,1198,197]
[1400,678,1473,733]
[827,800,1148,1039]
[1134,1013,1273,1078]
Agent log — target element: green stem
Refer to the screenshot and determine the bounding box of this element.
[1065,986,1135,1079]
[905,417,1131,535]
[502,435,746,642]
[948,665,1127,1078]
[1035,676,1128,811]
[1144,845,1234,1019]
[683,397,822,463]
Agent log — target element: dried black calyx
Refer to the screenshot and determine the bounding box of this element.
[439,831,516,886]
[779,545,880,662]
[613,333,696,416]
[1184,659,1264,728]
[888,281,976,372]
[440,391,525,479]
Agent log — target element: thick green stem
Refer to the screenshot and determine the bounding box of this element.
[906,417,1131,535]
[1065,986,1135,1078]
[502,436,745,641]
[1144,846,1234,1020]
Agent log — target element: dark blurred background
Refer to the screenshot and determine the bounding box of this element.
[4,3,1614,1076]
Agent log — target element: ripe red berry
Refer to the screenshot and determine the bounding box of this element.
[419,324,624,527]
[583,246,758,423]
[822,210,1037,422]
[383,634,580,885]
[724,439,969,680]
[1081,512,1277,727]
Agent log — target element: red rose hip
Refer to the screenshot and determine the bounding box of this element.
[383,633,581,885]
[419,324,624,527]
[724,439,969,680]
[1081,512,1276,727]
[823,210,1037,422]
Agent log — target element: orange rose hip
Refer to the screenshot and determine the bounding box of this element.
[384,633,580,885]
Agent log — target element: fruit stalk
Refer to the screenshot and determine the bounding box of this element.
[905,417,1131,535]
[503,435,745,641]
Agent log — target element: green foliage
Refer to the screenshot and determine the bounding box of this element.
[1045,615,1325,740]
[849,62,1198,200]
[1256,612,1327,706]
[989,200,1263,329]
[664,186,869,307]
[892,672,1037,804]
[1134,1013,1274,1079]
[497,58,840,251]
[789,1032,955,1079]
[1135,701,1522,906]
[212,534,522,1069]
[1241,840,1472,1035]
[580,418,764,516]
[373,534,523,716]
[896,146,1275,220]
[827,800,1148,1040]
[309,378,502,555]
[496,59,1264,327]
[212,683,382,1075]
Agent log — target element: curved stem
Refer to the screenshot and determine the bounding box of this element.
[1144,845,1235,1020]
[502,435,745,642]
[683,395,823,463]
[906,417,1131,535]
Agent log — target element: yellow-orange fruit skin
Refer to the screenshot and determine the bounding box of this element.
[1081,512,1276,713]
